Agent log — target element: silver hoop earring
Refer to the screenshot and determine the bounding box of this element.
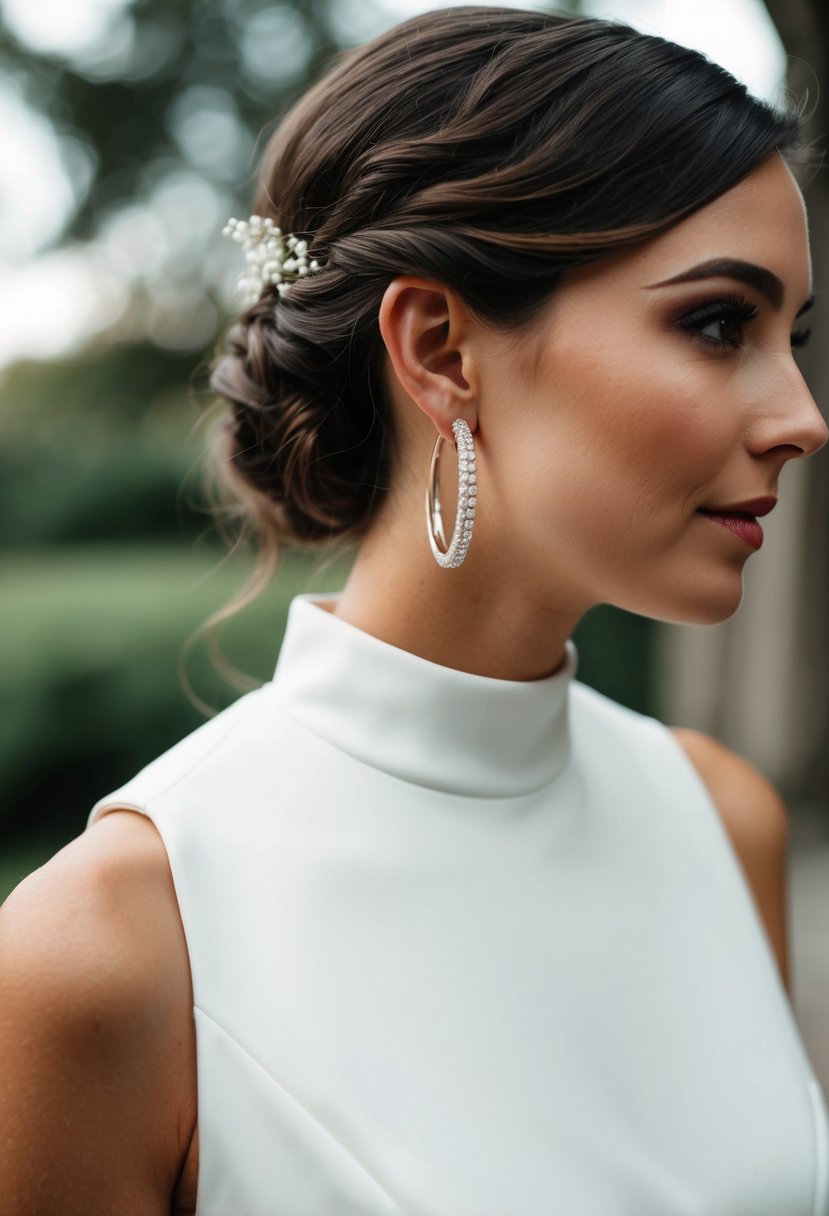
[425,418,477,569]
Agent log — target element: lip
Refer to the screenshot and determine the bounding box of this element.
[697,508,766,551]
[696,496,776,553]
[698,496,777,517]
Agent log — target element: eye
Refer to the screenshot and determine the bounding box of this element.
[791,325,812,349]
[676,293,758,351]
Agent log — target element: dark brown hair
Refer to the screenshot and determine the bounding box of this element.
[198,4,803,693]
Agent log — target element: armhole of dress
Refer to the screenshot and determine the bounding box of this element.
[86,796,204,1212]
[649,718,776,941]
[656,718,808,1022]
[807,1078,829,1216]
[653,719,738,852]
[87,799,149,827]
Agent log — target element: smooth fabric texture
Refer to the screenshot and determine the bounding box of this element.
[88,591,829,1216]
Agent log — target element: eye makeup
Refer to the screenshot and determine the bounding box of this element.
[676,291,758,350]
[674,291,813,351]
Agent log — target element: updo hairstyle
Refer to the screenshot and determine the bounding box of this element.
[205,4,802,609]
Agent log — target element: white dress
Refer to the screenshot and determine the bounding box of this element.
[87,590,829,1216]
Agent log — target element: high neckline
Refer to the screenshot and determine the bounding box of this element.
[268,591,578,798]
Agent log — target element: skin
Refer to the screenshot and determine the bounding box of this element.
[0,151,823,1213]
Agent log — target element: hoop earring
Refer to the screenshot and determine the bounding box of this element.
[425,417,477,569]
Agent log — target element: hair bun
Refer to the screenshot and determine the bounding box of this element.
[209,290,391,546]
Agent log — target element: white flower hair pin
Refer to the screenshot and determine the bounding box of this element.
[222,215,323,306]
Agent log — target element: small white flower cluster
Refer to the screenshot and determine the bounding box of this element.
[222,214,323,306]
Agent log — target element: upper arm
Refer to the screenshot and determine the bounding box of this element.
[669,727,791,996]
[0,811,196,1215]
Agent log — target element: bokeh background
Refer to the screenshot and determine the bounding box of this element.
[1,0,827,1080]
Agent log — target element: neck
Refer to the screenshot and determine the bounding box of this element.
[331,521,590,682]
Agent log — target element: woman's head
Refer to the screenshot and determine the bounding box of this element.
[208,5,825,630]
[385,152,823,635]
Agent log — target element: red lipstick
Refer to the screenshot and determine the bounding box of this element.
[700,497,777,517]
[697,497,776,552]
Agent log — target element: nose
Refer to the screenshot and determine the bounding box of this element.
[749,365,829,462]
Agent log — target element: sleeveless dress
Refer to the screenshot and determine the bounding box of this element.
[87,590,829,1216]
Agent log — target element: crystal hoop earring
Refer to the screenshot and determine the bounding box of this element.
[425,418,477,569]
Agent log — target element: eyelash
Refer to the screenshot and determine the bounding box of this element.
[676,291,812,351]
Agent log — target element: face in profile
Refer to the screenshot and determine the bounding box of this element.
[478,152,828,626]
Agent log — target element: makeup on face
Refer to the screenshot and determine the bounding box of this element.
[646,257,814,354]
[694,495,777,551]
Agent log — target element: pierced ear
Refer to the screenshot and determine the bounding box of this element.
[378,276,478,441]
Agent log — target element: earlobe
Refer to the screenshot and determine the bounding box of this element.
[378,276,478,441]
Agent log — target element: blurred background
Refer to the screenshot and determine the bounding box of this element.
[1,0,826,1079]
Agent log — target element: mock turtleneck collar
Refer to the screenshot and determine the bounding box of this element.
[269,591,578,799]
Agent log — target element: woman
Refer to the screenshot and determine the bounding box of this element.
[2,7,828,1214]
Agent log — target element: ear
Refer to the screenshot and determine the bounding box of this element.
[378,277,479,442]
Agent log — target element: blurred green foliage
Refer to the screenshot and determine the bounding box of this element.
[0,545,353,851]
[0,0,347,244]
[1,344,205,548]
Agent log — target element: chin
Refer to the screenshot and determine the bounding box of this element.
[625,569,745,626]
[677,601,742,626]
[658,582,745,626]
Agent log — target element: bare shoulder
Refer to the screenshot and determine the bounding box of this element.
[668,726,791,994]
[0,810,193,1026]
[0,810,197,1215]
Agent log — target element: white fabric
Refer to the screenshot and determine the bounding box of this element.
[87,590,829,1216]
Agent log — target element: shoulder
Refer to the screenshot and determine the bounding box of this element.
[668,727,791,993]
[0,811,196,1212]
[1,810,193,1019]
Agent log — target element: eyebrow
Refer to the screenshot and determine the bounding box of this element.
[646,258,814,316]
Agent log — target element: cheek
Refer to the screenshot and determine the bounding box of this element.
[601,372,727,501]
[503,344,733,545]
